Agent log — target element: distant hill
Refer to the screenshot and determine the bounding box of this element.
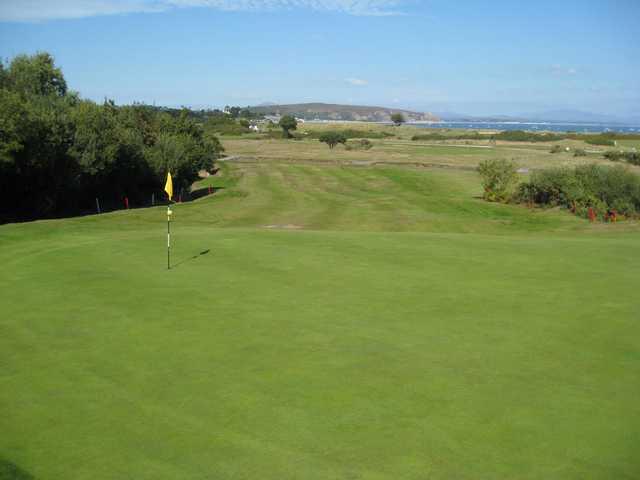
[247,103,439,122]
[522,109,638,125]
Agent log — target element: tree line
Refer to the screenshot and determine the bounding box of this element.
[0,52,224,223]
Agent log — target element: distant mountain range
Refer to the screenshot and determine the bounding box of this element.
[247,103,439,122]
[434,109,640,125]
[246,103,639,125]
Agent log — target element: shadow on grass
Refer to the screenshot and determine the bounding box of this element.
[190,186,225,201]
[172,249,210,268]
[0,459,34,480]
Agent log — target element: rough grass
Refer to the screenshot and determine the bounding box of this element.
[1,160,639,480]
[221,133,627,170]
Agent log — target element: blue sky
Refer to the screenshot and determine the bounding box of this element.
[0,0,638,117]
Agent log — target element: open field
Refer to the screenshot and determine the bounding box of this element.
[221,123,633,170]
[221,138,612,169]
[2,134,640,479]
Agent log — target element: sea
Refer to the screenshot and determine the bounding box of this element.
[409,121,640,134]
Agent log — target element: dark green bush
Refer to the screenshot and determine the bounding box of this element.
[319,131,347,149]
[550,145,565,153]
[568,132,640,141]
[311,129,392,140]
[515,164,640,219]
[360,139,373,150]
[413,130,638,146]
[412,133,450,141]
[493,130,564,142]
[412,132,484,141]
[412,130,564,143]
[604,150,640,165]
[345,138,373,151]
[573,148,587,157]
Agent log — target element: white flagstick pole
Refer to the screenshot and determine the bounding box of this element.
[167,205,172,270]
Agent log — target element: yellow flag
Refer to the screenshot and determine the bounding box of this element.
[164,172,173,200]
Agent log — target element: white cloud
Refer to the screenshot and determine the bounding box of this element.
[0,0,403,22]
[0,0,165,22]
[345,77,368,86]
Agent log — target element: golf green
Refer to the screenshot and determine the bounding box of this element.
[1,165,639,479]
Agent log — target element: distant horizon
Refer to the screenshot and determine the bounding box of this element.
[118,100,640,125]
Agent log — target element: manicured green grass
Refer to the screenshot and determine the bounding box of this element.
[1,163,639,479]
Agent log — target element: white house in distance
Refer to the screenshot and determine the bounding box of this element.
[263,114,281,123]
[262,114,305,124]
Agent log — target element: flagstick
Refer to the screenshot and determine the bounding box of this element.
[164,171,174,270]
[167,204,172,270]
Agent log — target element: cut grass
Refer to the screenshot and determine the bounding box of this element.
[1,161,639,479]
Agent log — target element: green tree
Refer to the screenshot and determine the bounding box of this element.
[0,51,225,221]
[391,113,406,126]
[5,52,67,98]
[70,100,120,176]
[0,62,7,89]
[319,131,347,149]
[279,115,298,138]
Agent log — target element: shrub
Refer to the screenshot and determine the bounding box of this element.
[411,130,564,143]
[319,131,347,149]
[344,139,373,151]
[515,164,640,219]
[359,139,373,150]
[550,145,563,153]
[494,130,564,142]
[310,129,391,140]
[585,138,615,146]
[604,151,624,162]
[604,150,640,165]
[412,132,485,141]
[412,133,449,141]
[567,132,618,145]
[477,159,519,202]
[573,148,587,157]
[628,153,640,166]
[391,113,406,126]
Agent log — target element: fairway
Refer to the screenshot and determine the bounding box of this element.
[2,163,639,479]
